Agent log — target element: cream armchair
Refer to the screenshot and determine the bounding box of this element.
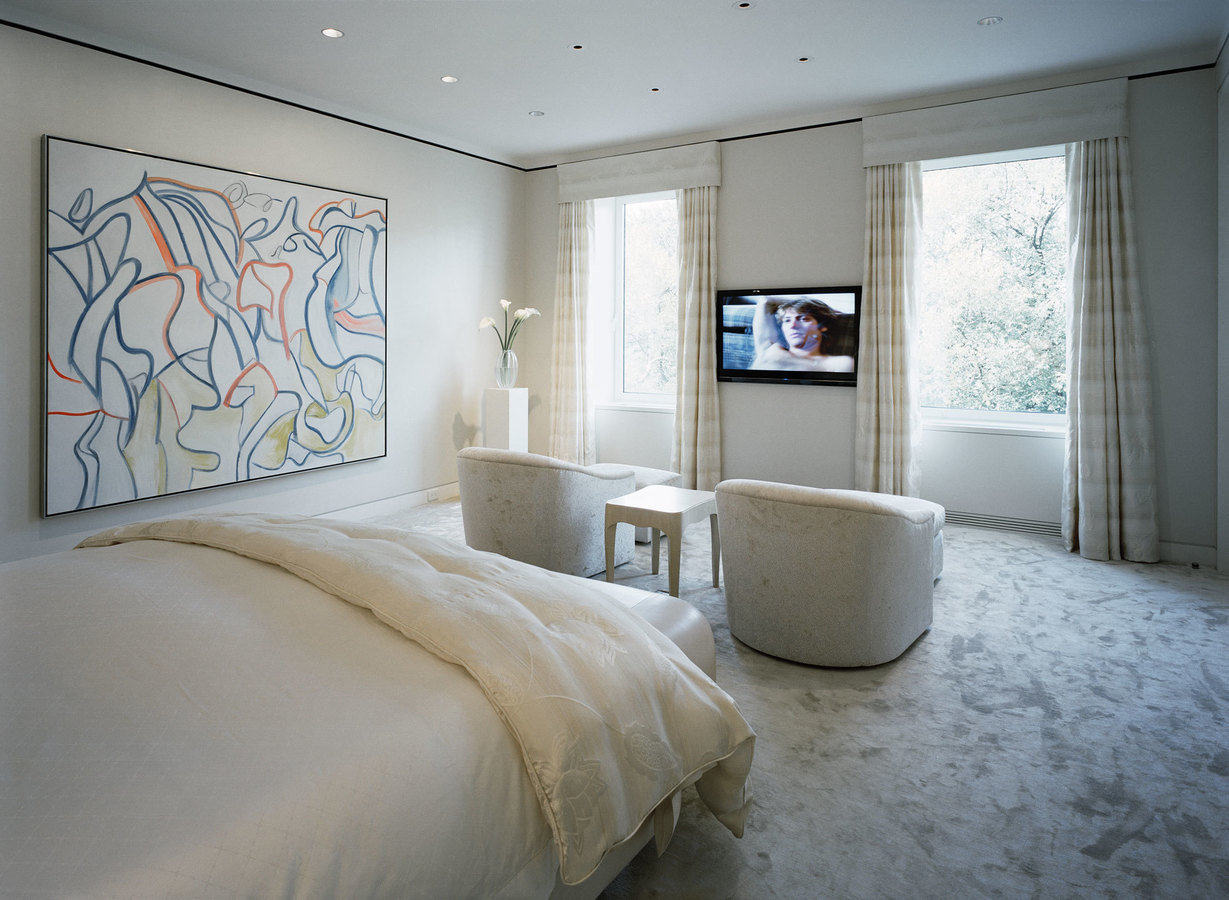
[457,447,636,578]
[715,479,945,667]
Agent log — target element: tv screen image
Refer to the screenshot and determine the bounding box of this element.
[717,286,862,385]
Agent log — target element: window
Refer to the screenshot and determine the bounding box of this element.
[919,148,1067,428]
[593,192,678,406]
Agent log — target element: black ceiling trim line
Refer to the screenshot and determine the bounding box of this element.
[1127,62,1215,81]
[0,17,527,172]
[719,117,864,145]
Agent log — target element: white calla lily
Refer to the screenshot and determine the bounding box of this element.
[478,299,541,351]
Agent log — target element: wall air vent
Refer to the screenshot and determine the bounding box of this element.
[945,510,1062,537]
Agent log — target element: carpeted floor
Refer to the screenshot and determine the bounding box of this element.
[357,500,1229,899]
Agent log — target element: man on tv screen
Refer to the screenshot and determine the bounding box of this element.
[751,296,856,372]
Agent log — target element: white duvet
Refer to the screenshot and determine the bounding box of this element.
[1,513,754,898]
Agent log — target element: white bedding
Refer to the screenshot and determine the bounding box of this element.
[0,514,754,898]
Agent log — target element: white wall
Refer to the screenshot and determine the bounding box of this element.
[717,126,867,489]
[524,69,1220,564]
[519,167,561,454]
[1129,69,1220,561]
[0,25,524,562]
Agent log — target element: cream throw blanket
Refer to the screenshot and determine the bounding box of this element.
[80,513,755,885]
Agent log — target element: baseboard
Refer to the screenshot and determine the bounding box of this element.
[323,482,460,521]
[947,510,1218,570]
[1158,540,1218,570]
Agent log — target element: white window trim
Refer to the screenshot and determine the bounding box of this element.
[594,402,676,416]
[921,407,1065,439]
[919,146,1067,435]
[921,144,1065,172]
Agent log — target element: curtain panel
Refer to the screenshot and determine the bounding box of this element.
[1063,138,1160,562]
[549,143,722,480]
[856,75,1153,549]
[673,185,721,490]
[547,200,595,464]
[855,162,923,496]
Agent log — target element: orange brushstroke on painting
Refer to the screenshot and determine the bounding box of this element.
[334,308,386,337]
[47,353,82,385]
[45,355,121,419]
[223,360,276,408]
[46,409,124,418]
[146,177,246,264]
[237,260,297,359]
[307,198,386,242]
[132,193,178,271]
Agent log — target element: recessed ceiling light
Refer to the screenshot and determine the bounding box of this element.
[650,87,661,93]
[321,27,344,38]
[440,75,459,84]
[978,16,1003,26]
[733,1,755,8]
[571,44,584,50]
[528,110,545,117]
[798,57,810,63]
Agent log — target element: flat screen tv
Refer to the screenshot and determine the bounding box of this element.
[716,285,862,385]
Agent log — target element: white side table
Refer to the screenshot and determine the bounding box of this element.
[482,387,528,451]
[604,485,720,597]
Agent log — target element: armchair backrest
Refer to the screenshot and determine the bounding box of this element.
[457,448,636,577]
[715,478,939,666]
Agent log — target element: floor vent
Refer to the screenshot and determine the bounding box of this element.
[946,510,1062,537]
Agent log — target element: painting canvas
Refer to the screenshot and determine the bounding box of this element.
[43,136,387,516]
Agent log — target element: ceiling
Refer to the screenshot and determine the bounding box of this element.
[1,0,1225,169]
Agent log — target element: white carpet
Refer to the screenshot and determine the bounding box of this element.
[356,500,1229,899]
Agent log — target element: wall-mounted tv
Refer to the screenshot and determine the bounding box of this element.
[717,285,862,385]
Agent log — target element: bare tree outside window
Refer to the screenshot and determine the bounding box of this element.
[920,155,1067,415]
[621,197,678,398]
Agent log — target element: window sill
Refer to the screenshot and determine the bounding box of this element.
[595,402,676,415]
[922,417,1065,439]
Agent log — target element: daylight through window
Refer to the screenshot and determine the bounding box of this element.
[919,151,1068,421]
[616,194,678,402]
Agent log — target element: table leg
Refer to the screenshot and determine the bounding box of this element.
[651,529,661,575]
[667,526,682,597]
[605,522,619,582]
[709,512,721,588]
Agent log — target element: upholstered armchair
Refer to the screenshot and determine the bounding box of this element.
[457,447,636,578]
[715,479,945,667]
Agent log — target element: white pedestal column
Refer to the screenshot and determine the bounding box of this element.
[483,388,528,452]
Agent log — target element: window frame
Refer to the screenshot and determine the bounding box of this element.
[594,189,679,409]
[919,144,1068,435]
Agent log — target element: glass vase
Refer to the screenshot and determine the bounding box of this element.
[495,348,518,388]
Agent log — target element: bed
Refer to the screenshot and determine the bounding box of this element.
[0,512,754,899]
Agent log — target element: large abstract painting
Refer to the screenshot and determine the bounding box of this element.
[43,136,387,515]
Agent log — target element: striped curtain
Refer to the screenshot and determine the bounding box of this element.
[672,185,721,490]
[1063,138,1159,561]
[854,162,923,496]
[547,200,595,464]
